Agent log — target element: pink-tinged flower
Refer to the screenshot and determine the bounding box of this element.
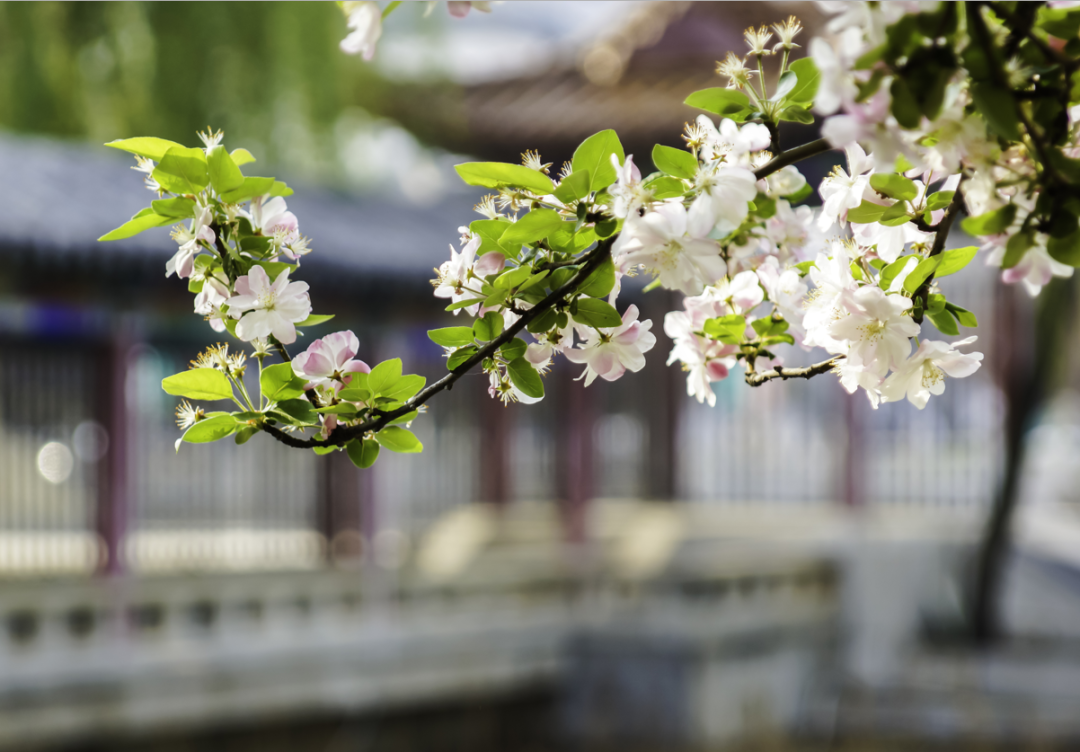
[193,277,230,333]
[247,196,300,259]
[986,236,1074,297]
[830,286,919,373]
[166,204,216,279]
[881,336,984,409]
[292,330,371,391]
[712,270,765,315]
[761,201,823,263]
[663,306,738,407]
[802,248,859,352]
[340,1,382,60]
[756,256,808,334]
[447,1,492,18]
[692,165,759,235]
[609,153,647,219]
[809,30,862,116]
[432,235,505,315]
[227,266,312,345]
[614,201,726,295]
[835,358,884,409]
[564,305,656,386]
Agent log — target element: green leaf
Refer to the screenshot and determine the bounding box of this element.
[152,146,209,194]
[446,298,486,312]
[275,398,318,426]
[230,148,256,166]
[935,246,978,278]
[500,338,528,361]
[473,311,504,341]
[428,327,476,347]
[368,359,403,395]
[572,129,625,192]
[652,144,698,180]
[972,82,1021,141]
[552,170,592,204]
[778,105,815,124]
[786,58,820,104]
[506,357,544,399]
[260,362,307,402]
[703,314,746,345]
[494,265,533,290]
[454,162,555,195]
[179,414,239,446]
[501,209,565,246]
[846,201,890,224]
[270,181,293,197]
[684,88,752,121]
[220,177,276,204]
[234,426,258,445]
[945,302,978,328]
[105,137,185,161]
[151,197,196,219]
[1048,231,1080,266]
[870,173,918,201]
[207,146,245,193]
[878,201,913,226]
[316,403,359,416]
[347,439,381,469]
[578,257,617,298]
[794,260,816,276]
[648,176,687,199]
[903,257,942,294]
[572,297,623,328]
[926,191,955,211]
[1003,230,1034,269]
[771,70,798,101]
[879,255,918,289]
[927,309,959,336]
[961,204,1017,236]
[890,77,922,129]
[162,368,234,401]
[312,446,337,456]
[97,211,173,241]
[382,374,426,402]
[375,426,423,454]
[447,345,478,370]
[296,314,335,328]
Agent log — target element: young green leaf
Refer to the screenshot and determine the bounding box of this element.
[275,399,319,426]
[428,327,476,347]
[552,170,591,204]
[207,145,245,193]
[572,130,625,192]
[572,297,623,328]
[446,345,478,370]
[902,257,942,294]
[152,146,210,194]
[927,309,960,336]
[98,211,173,241]
[500,209,565,246]
[375,426,423,454]
[382,374,426,401]
[684,88,752,120]
[473,311,504,341]
[934,246,978,278]
[945,302,978,328]
[506,357,545,399]
[179,414,239,447]
[260,362,308,402]
[494,265,533,290]
[786,58,820,103]
[651,144,698,180]
[500,338,528,362]
[105,137,185,161]
[347,439,381,469]
[162,368,234,402]
[454,162,555,194]
[295,314,335,328]
[846,201,891,224]
[220,176,276,204]
[577,257,617,299]
[151,197,197,219]
[703,314,746,344]
[961,204,1017,236]
[230,148,256,166]
[367,359,403,395]
[869,173,918,201]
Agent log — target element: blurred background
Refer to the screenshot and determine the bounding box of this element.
[1,2,1080,750]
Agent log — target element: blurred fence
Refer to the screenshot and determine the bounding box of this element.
[0,248,1006,575]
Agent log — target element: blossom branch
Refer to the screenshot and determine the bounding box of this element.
[744,357,840,386]
[261,237,617,449]
[753,138,832,181]
[912,184,966,325]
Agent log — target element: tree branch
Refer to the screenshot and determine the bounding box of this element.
[744,357,840,386]
[261,237,616,449]
[912,183,966,325]
[753,138,833,181]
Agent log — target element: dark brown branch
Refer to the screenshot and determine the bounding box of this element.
[753,138,833,181]
[745,357,840,386]
[262,238,616,449]
[912,184,966,325]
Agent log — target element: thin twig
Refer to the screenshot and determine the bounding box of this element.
[912,184,966,325]
[745,357,840,386]
[753,138,833,181]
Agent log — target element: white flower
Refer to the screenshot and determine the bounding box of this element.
[851,218,931,264]
[340,1,382,60]
[432,235,505,315]
[835,358,884,408]
[757,256,808,333]
[712,270,765,315]
[809,30,862,116]
[227,265,312,345]
[817,143,873,231]
[761,201,823,263]
[663,306,738,407]
[697,115,771,161]
[765,165,807,198]
[248,196,299,239]
[802,249,859,351]
[166,204,216,279]
[692,165,759,235]
[613,201,726,295]
[564,305,656,386]
[193,277,230,333]
[830,286,919,373]
[608,153,649,219]
[881,336,984,409]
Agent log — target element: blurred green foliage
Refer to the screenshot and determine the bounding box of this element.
[0,2,402,178]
